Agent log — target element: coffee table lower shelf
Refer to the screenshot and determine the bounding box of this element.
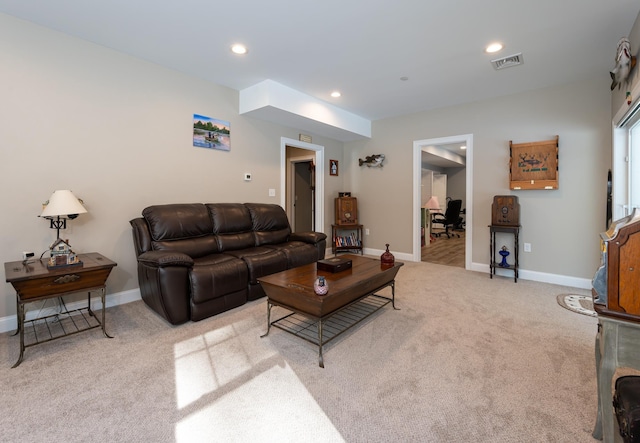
[262,283,397,368]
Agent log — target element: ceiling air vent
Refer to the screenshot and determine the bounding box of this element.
[491,53,524,70]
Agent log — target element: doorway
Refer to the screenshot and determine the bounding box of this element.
[413,134,473,269]
[280,137,325,235]
[293,160,314,231]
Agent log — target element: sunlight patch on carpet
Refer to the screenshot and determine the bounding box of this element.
[175,363,345,442]
[174,323,279,409]
[556,293,596,317]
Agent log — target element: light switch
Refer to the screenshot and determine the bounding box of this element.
[268,189,276,197]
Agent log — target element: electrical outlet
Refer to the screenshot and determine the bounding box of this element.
[268,188,275,197]
[524,243,532,252]
[365,229,370,235]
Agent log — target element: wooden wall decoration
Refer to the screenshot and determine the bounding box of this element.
[509,135,559,190]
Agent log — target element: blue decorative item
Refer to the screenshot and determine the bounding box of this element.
[499,246,510,267]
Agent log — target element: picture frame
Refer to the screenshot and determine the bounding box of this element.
[330,159,339,176]
[193,114,231,151]
[509,136,559,190]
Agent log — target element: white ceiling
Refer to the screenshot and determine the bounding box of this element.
[423,143,467,169]
[2,0,639,136]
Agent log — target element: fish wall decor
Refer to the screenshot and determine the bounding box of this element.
[610,37,637,91]
[358,154,385,168]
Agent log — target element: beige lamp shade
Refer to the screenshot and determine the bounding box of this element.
[40,190,87,218]
[424,196,441,212]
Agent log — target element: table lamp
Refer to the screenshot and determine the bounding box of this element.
[424,196,441,213]
[40,190,87,267]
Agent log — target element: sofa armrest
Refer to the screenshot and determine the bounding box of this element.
[138,250,194,267]
[290,231,327,244]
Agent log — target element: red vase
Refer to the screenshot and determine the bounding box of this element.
[381,244,395,267]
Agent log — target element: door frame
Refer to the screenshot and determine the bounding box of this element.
[281,137,324,234]
[412,134,473,268]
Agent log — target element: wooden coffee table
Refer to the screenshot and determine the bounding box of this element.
[258,254,403,367]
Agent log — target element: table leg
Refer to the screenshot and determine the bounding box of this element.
[100,289,113,339]
[391,281,400,310]
[318,319,324,368]
[11,295,20,337]
[12,301,25,368]
[490,231,494,278]
[260,302,273,338]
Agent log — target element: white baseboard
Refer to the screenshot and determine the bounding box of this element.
[354,247,591,289]
[468,262,592,290]
[0,288,141,334]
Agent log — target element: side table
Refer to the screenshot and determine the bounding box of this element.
[489,225,520,282]
[331,224,363,255]
[4,252,117,367]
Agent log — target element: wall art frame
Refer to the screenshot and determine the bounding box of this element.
[193,114,230,151]
[509,135,559,190]
[330,159,339,176]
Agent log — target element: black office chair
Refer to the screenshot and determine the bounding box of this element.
[431,199,462,238]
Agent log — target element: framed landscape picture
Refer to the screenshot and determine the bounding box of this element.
[193,114,230,151]
[509,136,558,190]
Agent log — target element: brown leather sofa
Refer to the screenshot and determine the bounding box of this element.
[130,203,327,324]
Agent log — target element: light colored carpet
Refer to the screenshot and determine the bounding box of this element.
[0,261,598,442]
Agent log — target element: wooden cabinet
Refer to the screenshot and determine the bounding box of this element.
[594,209,640,321]
[591,209,640,441]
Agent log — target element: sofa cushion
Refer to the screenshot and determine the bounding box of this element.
[207,203,255,251]
[245,203,291,246]
[142,204,218,258]
[264,241,319,268]
[226,247,288,284]
[190,254,248,304]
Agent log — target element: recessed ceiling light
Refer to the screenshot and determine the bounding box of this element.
[485,43,503,53]
[331,91,341,98]
[460,145,466,150]
[231,44,248,55]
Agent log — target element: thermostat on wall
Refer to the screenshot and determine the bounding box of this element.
[244,173,252,181]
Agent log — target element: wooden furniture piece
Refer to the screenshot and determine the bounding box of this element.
[592,209,640,441]
[509,136,559,190]
[593,209,640,321]
[4,252,117,367]
[331,224,363,255]
[489,225,520,282]
[258,254,403,367]
[335,196,357,225]
[491,195,520,227]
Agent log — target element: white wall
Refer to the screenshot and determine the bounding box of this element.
[444,166,466,209]
[0,14,345,321]
[0,11,617,326]
[344,77,612,280]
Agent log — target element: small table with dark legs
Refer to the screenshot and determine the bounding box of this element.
[489,225,520,282]
[4,252,117,367]
[258,254,403,367]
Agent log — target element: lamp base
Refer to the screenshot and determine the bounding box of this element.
[47,260,83,270]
